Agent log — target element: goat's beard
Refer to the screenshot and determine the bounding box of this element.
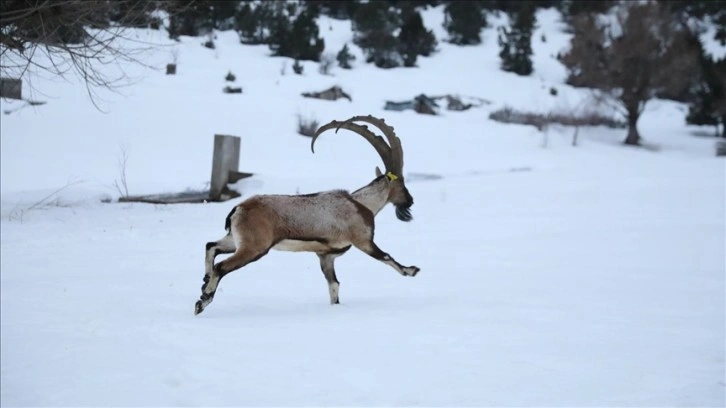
[395,205,412,222]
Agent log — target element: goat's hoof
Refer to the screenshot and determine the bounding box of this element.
[194,301,204,315]
[408,266,420,277]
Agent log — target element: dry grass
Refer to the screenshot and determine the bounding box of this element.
[489,106,626,131]
[296,114,319,137]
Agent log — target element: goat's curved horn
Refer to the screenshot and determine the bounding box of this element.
[311,119,395,172]
[343,115,403,174]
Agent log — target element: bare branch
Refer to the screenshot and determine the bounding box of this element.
[26,177,84,211]
[112,144,130,198]
[0,0,172,109]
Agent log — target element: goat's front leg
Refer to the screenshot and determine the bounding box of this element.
[317,246,350,305]
[353,239,420,277]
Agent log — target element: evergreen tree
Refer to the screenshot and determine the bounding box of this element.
[398,8,437,67]
[337,43,356,69]
[235,2,287,45]
[353,2,403,68]
[443,2,486,45]
[498,5,535,76]
[557,0,615,25]
[109,0,152,28]
[166,0,218,37]
[210,1,238,31]
[393,0,443,9]
[265,2,295,47]
[687,54,726,136]
[186,1,214,34]
[270,9,325,62]
[360,31,402,68]
[235,3,259,43]
[305,0,359,20]
[353,1,400,38]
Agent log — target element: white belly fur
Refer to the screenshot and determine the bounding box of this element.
[272,239,330,252]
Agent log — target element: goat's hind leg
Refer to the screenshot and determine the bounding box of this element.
[195,245,270,315]
[353,239,420,277]
[205,234,235,277]
[196,234,236,315]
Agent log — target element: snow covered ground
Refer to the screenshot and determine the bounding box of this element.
[1,7,724,406]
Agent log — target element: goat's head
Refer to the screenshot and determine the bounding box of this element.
[311,115,414,221]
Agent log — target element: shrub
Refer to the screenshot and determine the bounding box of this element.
[293,59,304,75]
[337,43,356,69]
[489,107,626,130]
[297,114,319,137]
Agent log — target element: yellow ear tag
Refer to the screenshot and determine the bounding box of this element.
[386,172,398,181]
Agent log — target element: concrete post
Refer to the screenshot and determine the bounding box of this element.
[210,134,241,201]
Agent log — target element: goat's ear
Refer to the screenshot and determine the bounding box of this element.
[375,167,383,178]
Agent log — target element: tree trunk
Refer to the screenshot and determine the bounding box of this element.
[624,108,641,146]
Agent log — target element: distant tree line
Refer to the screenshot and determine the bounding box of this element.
[2,0,724,138]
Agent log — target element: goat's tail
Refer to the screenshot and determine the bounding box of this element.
[224,206,237,232]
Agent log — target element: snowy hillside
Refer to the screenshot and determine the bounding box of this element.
[1,6,724,406]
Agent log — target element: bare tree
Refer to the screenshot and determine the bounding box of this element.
[560,2,699,145]
[0,0,171,109]
[112,144,130,198]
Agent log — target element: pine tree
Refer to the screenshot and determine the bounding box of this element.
[443,2,486,45]
[398,8,437,67]
[687,54,726,136]
[235,3,258,43]
[165,0,235,37]
[236,2,287,45]
[306,0,359,20]
[557,0,615,26]
[270,9,325,61]
[186,1,215,34]
[498,5,535,76]
[210,1,237,31]
[109,0,153,27]
[353,2,402,68]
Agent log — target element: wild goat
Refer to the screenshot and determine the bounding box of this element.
[195,115,420,315]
